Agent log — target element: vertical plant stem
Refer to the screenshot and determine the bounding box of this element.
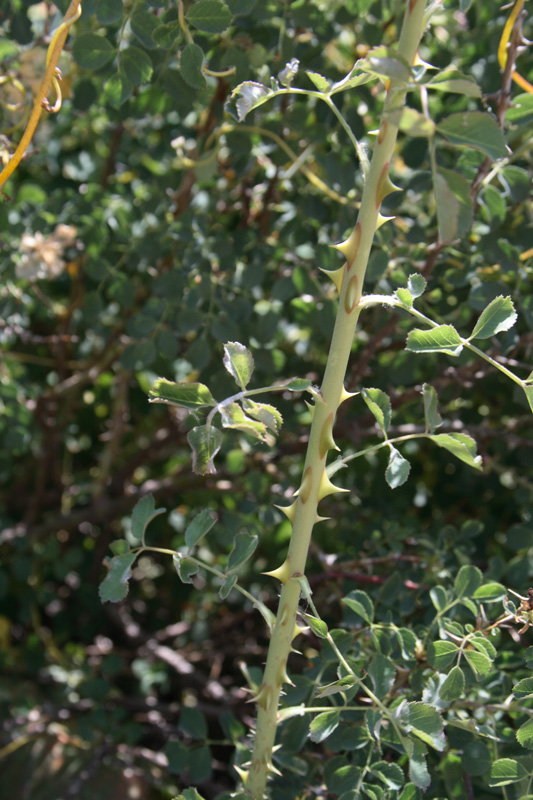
[245,1,429,796]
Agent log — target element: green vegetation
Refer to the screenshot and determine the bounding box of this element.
[1,1,533,799]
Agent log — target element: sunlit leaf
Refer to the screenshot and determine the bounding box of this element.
[309,710,340,742]
[406,325,463,356]
[149,379,216,409]
[469,296,517,340]
[430,433,482,470]
[223,341,254,389]
[437,111,508,160]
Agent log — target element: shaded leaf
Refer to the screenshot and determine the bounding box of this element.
[173,554,199,584]
[120,46,153,85]
[439,665,465,701]
[180,43,206,89]
[284,378,314,392]
[186,0,232,33]
[408,739,431,791]
[454,564,482,597]
[185,509,217,548]
[226,532,258,572]
[343,589,374,624]
[368,654,396,699]
[99,553,138,603]
[434,167,473,243]
[421,383,442,433]
[73,33,115,70]
[131,493,166,543]
[219,573,237,599]
[187,425,223,474]
[436,111,508,160]
[370,761,404,790]
[223,341,254,389]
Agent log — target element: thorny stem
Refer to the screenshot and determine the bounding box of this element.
[244,1,430,795]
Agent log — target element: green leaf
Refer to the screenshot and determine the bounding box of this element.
[506,93,533,125]
[421,383,442,433]
[226,532,258,572]
[439,665,465,701]
[426,68,481,98]
[430,433,482,470]
[429,585,447,611]
[165,740,188,774]
[385,446,411,488]
[427,640,458,670]
[188,744,212,783]
[130,11,159,49]
[464,649,492,680]
[109,540,130,556]
[96,0,124,24]
[220,402,268,440]
[187,424,223,474]
[398,784,422,800]
[223,341,254,389]
[454,564,482,597]
[434,167,473,243]
[330,63,372,94]
[361,46,411,83]
[176,789,208,800]
[131,493,166,543]
[186,0,232,33]
[173,554,199,584]
[104,73,133,108]
[343,590,374,624]
[406,325,463,356]
[309,710,340,743]
[179,706,208,739]
[513,678,533,699]
[226,81,275,121]
[370,761,404,790]
[488,758,528,786]
[524,384,533,414]
[278,58,299,87]
[461,740,492,776]
[284,378,314,392]
[403,702,446,751]
[219,573,237,599]
[396,287,413,308]
[436,111,508,161]
[99,553,138,603]
[473,582,506,602]
[315,675,357,698]
[469,296,517,340]
[408,739,430,791]
[408,274,426,298]
[149,379,216,409]
[185,509,217,548]
[153,22,181,47]
[361,387,391,434]
[242,399,282,434]
[180,43,206,90]
[368,654,396,700]
[304,614,328,639]
[517,717,533,749]
[73,33,115,70]
[399,107,435,138]
[306,71,330,92]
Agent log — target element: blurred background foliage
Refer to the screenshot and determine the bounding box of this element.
[0,0,532,797]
